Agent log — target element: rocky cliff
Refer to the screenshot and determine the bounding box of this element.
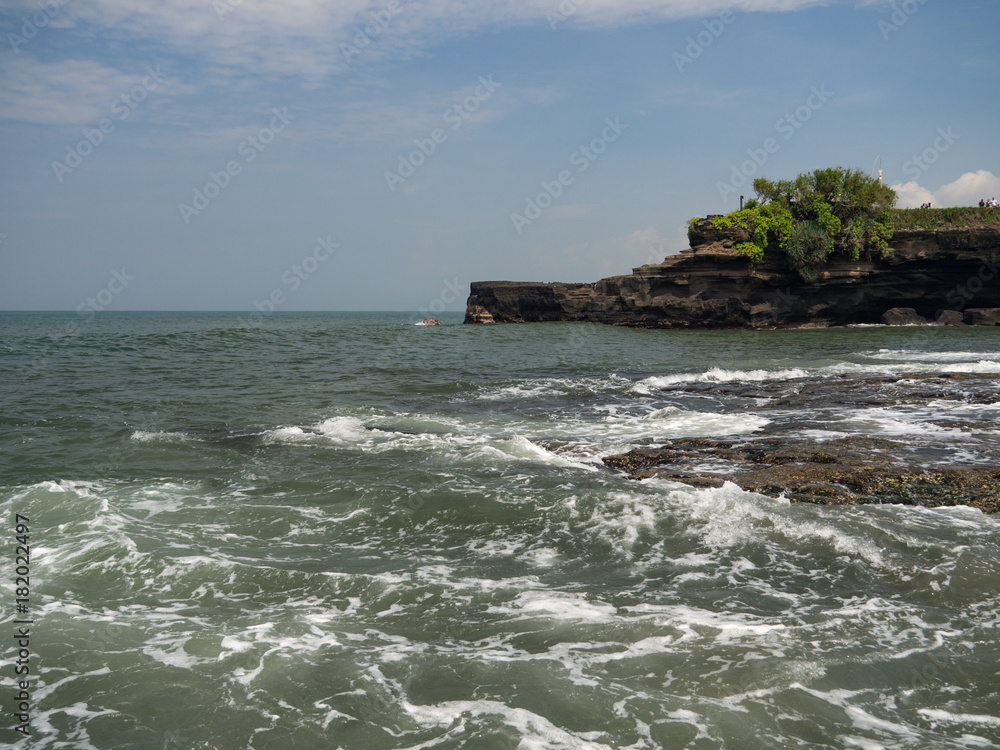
[465,219,1000,328]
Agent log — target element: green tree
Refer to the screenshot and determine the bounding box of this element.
[710,167,897,280]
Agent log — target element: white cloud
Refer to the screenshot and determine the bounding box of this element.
[892,170,1000,208]
[1,0,834,87]
[891,180,936,209]
[0,0,834,127]
[0,54,203,126]
[935,170,1000,206]
[0,57,141,124]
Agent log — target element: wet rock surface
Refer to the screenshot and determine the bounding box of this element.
[603,372,1000,513]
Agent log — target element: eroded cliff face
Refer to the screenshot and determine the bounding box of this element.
[464,218,1000,328]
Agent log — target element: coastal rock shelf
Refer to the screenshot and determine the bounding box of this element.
[465,219,1000,328]
[601,372,1000,513]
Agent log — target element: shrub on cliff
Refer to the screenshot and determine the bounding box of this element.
[709,167,897,280]
[785,220,833,282]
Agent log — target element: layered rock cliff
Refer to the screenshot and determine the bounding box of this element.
[465,219,1000,328]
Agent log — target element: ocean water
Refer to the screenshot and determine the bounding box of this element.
[2,311,999,750]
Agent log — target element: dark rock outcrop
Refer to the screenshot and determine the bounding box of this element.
[965,308,1000,326]
[935,310,966,326]
[465,219,1000,328]
[601,371,1000,513]
[880,307,927,326]
[604,437,1000,513]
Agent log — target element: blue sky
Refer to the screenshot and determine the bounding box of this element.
[1,0,997,311]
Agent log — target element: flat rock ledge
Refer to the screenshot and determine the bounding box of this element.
[601,372,1000,513]
[604,437,1000,513]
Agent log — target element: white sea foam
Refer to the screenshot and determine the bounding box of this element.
[841,407,974,439]
[403,699,614,749]
[130,429,190,443]
[867,349,1000,363]
[487,590,618,624]
[634,354,1000,395]
[30,698,119,750]
[620,603,788,644]
[475,375,626,402]
[489,436,598,471]
[526,409,769,460]
[634,367,810,391]
[263,416,374,445]
[261,411,611,472]
[477,380,574,401]
[254,401,768,472]
[918,709,1000,728]
[638,479,891,568]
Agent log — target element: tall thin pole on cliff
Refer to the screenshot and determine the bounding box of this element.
[740,195,744,210]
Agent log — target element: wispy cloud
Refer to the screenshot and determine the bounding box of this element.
[0,56,143,124]
[2,0,837,83]
[320,80,553,146]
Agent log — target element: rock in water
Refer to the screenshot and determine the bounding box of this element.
[935,310,966,326]
[964,308,1000,326]
[419,318,444,326]
[880,307,927,326]
[601,372,1000,513]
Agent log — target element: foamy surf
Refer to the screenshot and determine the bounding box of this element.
[633,366,812,391]
[5,313,1000,749]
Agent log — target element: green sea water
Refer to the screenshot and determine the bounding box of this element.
[1,312,999,749]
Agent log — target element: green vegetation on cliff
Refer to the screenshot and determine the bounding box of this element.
[707,167,897,281]
[891,205,1000,230]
